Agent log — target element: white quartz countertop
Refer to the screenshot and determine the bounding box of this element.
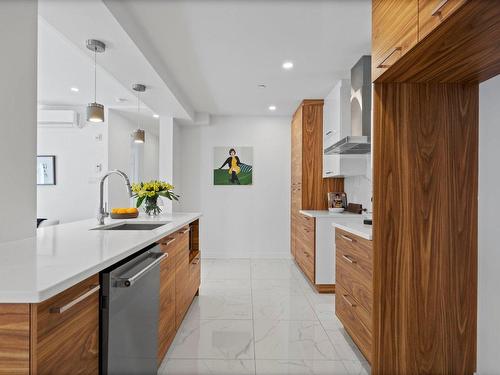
[299,210,361,219]
[332,221,372,241]
[0,212,201,303]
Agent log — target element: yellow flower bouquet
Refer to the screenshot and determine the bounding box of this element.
[131,180,179,216]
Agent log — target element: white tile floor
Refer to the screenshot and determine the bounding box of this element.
[159,259,371,375]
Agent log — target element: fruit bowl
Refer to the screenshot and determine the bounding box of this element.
[110,208,139,219]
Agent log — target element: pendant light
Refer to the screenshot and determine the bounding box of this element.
[86,39,106,123]
[132,84,146,143]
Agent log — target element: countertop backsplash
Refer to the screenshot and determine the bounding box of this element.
[344,174,372,213]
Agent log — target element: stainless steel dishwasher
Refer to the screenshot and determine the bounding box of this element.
[100,244,166,375]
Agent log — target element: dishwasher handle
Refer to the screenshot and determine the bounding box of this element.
[115,252,166,287]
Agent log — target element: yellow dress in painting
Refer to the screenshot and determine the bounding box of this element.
[228,156,241,175]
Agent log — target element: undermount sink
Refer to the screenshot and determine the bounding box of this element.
[92,222,170,231]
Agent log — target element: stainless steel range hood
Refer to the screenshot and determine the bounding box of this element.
[325,55,371,155]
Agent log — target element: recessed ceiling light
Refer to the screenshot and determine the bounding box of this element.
[70,87,79,92]
[153,114,160,118]
[269,105,277,111]
[282,61,294,70]
[258,84,267,89]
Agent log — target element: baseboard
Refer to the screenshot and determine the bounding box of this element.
[315,284,335,294]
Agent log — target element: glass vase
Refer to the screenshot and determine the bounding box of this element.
[144,195,162,216]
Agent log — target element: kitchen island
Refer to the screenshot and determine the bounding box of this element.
[0,212,201,374]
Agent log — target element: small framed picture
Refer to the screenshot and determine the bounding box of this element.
[37,155,56,185]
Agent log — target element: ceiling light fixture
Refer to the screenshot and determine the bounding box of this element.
[269,105,277,111]
[132,84,146,144]
[70,87,79,92]
[282,61,294,70]
[86,39,106,123]
[258,84,267,89]
[153,114,159,119]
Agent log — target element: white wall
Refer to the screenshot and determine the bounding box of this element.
[108,110,159,210]
[37,107,108,223]
[172,120,183,212]
[0,1,37,242]
[477,74,500,375]
[159,117,174,213]
[174,115,291,258]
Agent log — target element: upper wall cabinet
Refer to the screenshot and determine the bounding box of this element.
[323,79,350,150]
[418,0,467,40]
[372,0,418,81]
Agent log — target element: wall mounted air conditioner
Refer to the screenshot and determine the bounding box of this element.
[37,109,81,128]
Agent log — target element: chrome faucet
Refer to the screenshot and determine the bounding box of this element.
[98,170,133,225]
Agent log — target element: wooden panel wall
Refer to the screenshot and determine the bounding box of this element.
[0,304,31,375]
[372,82,478,374]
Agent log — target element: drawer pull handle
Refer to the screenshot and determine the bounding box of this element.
[340,234,354,242]
[303,251,310,258]
[325,130,332,136]
[50,285,100,314]
[191,258,200,265]
[377,46,402,68]
[162,237,176,246]
[431,0,449,16]
[181,228,190,234]
[342,255,357,264]
[342,294,356,308]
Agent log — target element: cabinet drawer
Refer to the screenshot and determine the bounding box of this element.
[372,0,418,81]
[336,254,373,313]
[335,229,373,278]
[36,274,99,375]
[336,286,372,363]
[419,0,467,40]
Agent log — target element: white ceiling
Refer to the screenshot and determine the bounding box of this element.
[38,0,194,119]
[38,18,139,109]
[104,0,372,116]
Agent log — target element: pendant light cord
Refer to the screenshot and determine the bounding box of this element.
[94,48,97,103]
[137,90,140,129]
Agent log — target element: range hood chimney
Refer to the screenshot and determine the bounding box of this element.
[325,55,371,154]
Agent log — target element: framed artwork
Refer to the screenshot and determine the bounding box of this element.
[213,147,253,185]
[37,155,56,185]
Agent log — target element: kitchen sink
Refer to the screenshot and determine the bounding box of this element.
[92,222,170,231]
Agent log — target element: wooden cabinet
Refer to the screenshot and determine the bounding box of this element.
[157,234,178,364]
[157,219,201,364]
[418,0,467,40]
[35,275,100,375]
[0,274,100,375]
[372,0,418,81]
[335,228,373,363]
[290,100,343,289]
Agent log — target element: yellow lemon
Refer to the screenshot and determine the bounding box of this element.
[116,208,128,214]
[111,208,119,214]
[126,208,138,214]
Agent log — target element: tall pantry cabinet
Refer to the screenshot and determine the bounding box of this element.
[291,100,344,277]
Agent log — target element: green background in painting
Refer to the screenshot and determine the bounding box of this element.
[213,169,252,185]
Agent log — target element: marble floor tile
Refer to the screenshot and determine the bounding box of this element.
[324,328,365,362]
[254,320,339,360]
[251,260,297,280]
[186,294,253,320]
[159,359,256,375]
[167,319,255,360]
[255,359,349,375]
[203,259,252,280]
[253,294,317,321]
[200,279,252,296]
[159,258,368,374]
[251,278,306,296]
[342,360,371,375]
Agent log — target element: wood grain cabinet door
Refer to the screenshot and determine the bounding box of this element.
[372,0,418,81]
[157,237,177,365]
[418,0,467,40]
[175,228,191,329]
[36,275,99,375]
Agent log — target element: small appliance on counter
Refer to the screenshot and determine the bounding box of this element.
[328,192,347,213]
